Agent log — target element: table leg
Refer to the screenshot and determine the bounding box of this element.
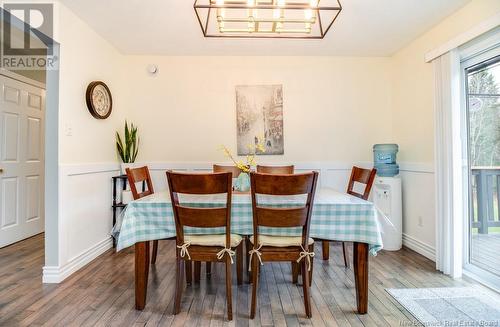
[135,241,150,310]
[353,242,368,314]
[322,240,330,260]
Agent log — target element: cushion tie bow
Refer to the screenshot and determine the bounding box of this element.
[176,242,191,260]
[248,244,263,271]
[296,244,315,271]
[216,247,236,264]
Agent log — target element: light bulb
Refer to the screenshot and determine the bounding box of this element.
[277,0,285,7]
[248,21,255,32]
[247,0,255,6]
[304,9,313,20]
[309,0,318,7]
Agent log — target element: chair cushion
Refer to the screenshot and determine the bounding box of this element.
[184,234,242,247]
[249,235,314,247]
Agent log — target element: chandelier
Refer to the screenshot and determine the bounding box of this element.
[193,0,342,39]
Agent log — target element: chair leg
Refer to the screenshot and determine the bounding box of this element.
[206,262,211,277]
[322,240,329,260]
[236,243,243,285]
[185,261,192,285]
[194,261,201,282]
[151,240,158,264]
[250,254,259,319]
[174,257,184,315]
[292,261,299,284]
[342,242,350,268]
[225,256,233,321]
[309,244,314,287]
[301,260,312,318]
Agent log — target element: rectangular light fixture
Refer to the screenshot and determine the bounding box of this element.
[194,0,342,39]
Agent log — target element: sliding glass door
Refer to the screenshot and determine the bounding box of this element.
[464,52,500,282]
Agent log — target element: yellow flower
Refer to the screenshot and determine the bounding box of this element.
[218,139,266,171]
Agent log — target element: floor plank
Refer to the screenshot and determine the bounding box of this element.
[0,234,497,326]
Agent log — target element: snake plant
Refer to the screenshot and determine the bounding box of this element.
[116,121,139,163]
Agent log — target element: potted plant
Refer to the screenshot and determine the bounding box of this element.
[116,121,139,175]
[220,138,265,192]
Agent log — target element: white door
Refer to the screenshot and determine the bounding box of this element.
[0,75,45,248]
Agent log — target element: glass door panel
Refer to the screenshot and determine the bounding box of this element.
[466,55,500,277]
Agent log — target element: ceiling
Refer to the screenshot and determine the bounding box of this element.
[59,0,470,56]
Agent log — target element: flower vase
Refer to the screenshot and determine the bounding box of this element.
[235,172,250,192]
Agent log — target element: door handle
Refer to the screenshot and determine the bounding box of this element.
[0,168,3,174]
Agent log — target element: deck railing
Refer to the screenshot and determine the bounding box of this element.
[471,167,500,234]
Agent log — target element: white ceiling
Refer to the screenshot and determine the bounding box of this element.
[59,0,470,56]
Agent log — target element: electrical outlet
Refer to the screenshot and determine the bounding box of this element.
[418,216,423,227]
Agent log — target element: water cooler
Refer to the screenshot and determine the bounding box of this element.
[372,176,402,251]
[372,144,403,251]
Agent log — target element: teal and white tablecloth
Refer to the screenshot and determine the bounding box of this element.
[114,188,384,255]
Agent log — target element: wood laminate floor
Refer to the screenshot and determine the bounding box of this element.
[0,234,495,327]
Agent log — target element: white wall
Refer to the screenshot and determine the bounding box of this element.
[390,0,500,259]
[43,3,127,282]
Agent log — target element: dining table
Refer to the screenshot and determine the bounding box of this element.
[114,187,384,314]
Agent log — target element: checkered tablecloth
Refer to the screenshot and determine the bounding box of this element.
[114,188,384,255]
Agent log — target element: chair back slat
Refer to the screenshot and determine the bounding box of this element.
[126,166,154,200]
[252,173,315,195]
[250,171,319,247]
[256,165,294,174]
[213,164,246,178]
[168,172,231,194]
[176,206,227,228]
[346,166,377,200]
[256,207,308,227]
[167,171,233,245]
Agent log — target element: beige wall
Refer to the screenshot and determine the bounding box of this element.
[390,0,500,252]
[57,4,128,163]
[391,0,500,163]
[124,56,394,164]
[46,0,500,282]
[44,3,128,281]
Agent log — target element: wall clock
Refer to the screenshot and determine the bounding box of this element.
[86,81,112,119]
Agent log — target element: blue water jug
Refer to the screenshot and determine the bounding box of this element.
[373,144,399,177]
[373,144,398,165]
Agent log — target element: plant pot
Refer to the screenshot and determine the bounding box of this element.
[234,172,250,192]
[120,162,141,175]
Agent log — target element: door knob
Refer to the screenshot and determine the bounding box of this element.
[0,168,3,174]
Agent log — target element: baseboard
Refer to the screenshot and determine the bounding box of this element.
[42,237,113,283]
[402,233,436,261]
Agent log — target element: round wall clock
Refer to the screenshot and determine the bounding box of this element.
[86,81,112,119]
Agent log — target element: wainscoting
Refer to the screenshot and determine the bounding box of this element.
[42,161,435,283]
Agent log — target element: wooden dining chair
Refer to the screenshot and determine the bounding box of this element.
[248,171,319,318]
[166,171,243,320]
[202,164,247,277]
[126,166,160,264]
[256,165,294,174]
[213,164,245,177]
[320,166,377,267]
